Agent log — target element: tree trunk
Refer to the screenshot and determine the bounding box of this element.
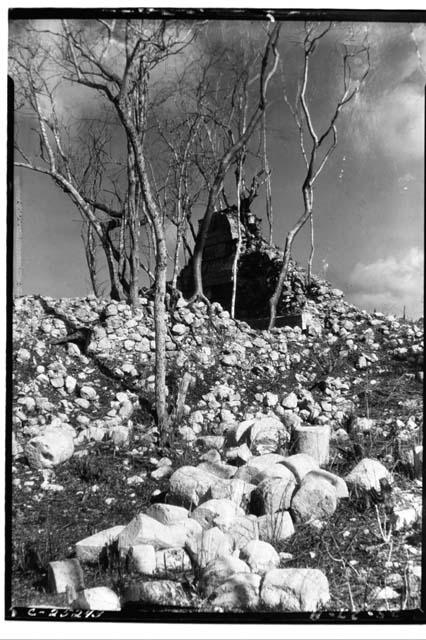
[104,239,125,301]
[268,186,312,329]
[153,236,169,436]
[307,211,314,285]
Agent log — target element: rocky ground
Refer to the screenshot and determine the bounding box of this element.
[10,275,423,615]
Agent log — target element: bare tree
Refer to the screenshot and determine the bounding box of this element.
[190,23,280,301]
[11,18,198,438]
[268,22,370,329]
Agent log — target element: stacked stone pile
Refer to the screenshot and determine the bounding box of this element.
[11,277,423,612]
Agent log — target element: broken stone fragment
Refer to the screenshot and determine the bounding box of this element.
[79,385,97,401]
[48,558,85,595]
[250,416,289,456]
[155,547,192,574]
[260,568,330,611]
[240,540,280,575]
[225,515,259,549]
[210,572,261,611]
[129,544,156,574]
[190,498,244,530]
[71,586,121,611]
[118,513,202,552]
[251,475,297,515]
[146,503,189,526]
[75,525,125,563]
[199,555,251,597]
[25,428,74,469]
[281,392,298,409]
[123,580,190,607]
[197,460,237,479]
[303,469,348,499]
[168,465,219,507]
[345,458,392,493]
[257,511,295,544]
[253,463,297,484]
[225,443,252,465]
[209,478,255,508]
[291,475,338,523]
[280,453,319,483]
[188,526,233,569]
[294,424,330,466]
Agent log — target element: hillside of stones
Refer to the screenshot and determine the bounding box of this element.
[11,268,423,614]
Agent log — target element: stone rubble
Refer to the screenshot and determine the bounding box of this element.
[11,276,423,612]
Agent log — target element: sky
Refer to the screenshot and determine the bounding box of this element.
[9,11,425,320]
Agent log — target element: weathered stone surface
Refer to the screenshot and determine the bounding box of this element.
[155,547,192,574]
[189,526,233,568]
[25,428,74,469]
[251,475,297,515]
[280,453,319,483]
[124,580,190,606]
[294,425,330,466]
[129,544,156,574]
[209,478,255,508]
[118,513,202,552]
[76,525,125,563]
[257,511,295,544]
[190,499,244,530]
[291,475,338,523]
[253,463,297,484]
[197,461,237,479]
[168,465,219,507]
[71,586,121,611]
[146,503,189,526]
[199,556,251,597]
[260,568,330,611]
[225,443,252,464]
[345,458,392,492]
[210,573,261,611]
[303,469,348,499]
[249,416,288,455]
[225,515,259,549]
[240,540,280,575]
[234,454,286,483]
[48,558,85,595]
[282,392,298,409]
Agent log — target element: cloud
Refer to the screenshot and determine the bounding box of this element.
[348,247,424,318]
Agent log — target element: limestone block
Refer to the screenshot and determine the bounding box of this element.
[224,515,259,549]
[146,503,189,526]
[155,547,192,574]
[48,558,85,595]
[294,425,330,466]
[209,478,256,508]
[199,555,251,597]
[210,573,261,611]
[240,540,280,575]
[189,526,233,568]
[251,475,297,515]
[25,429,74,469]
[345,458,392,493]
[291,475,337,523]
[280,453,319,483]
[129,544,156,574]
[257,511,295,544]
[168,465,219,507]
[261,568,330,611]
[190,499,244,530]
[71,586,121,611]
[118,513,202,552]
[124,580,190,607]
[76,525,125,563]
[303,469,348,499]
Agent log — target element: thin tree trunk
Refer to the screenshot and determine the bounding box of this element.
[83,222,100,297]
[307,211,314,285]
[231,157,243,319]
[269,186,312,329]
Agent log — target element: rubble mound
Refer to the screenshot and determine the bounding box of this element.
[11,273,423,613]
